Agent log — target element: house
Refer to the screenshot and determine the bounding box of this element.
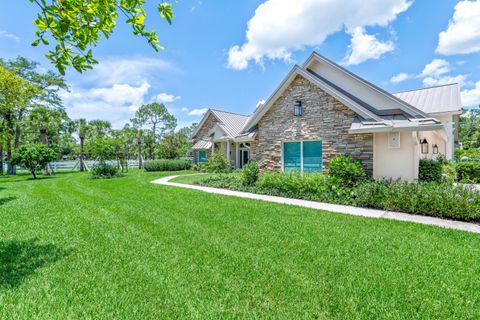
[190,52,462,181]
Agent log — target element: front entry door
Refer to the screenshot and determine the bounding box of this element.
[240,149,250,168]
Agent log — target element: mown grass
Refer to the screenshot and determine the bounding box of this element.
[0,170,480,319]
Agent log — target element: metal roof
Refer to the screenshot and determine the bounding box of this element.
[210,109,249,138]
[393,83,462,114]
[192,140,212,150]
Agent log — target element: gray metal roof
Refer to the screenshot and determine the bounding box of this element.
[192,140,212,150]
[210,109,249,138]
[393,83,462,114]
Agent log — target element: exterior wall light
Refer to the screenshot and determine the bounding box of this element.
[432,144,439,154]
[420,138,429,154]
[294,101,302,116]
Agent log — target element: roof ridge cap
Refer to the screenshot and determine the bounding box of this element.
[393,83,459,94]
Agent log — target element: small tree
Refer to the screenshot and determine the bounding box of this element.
[11,144,57,179]
[204,153,232,173]
[328,155,366,187]
[157,132,189,159]
[86,137,119,164]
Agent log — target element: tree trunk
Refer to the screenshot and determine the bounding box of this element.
[0,145,4,175]
[6,140,15,175]
[138,144,142,169]
[40,128,50,176]
[79,136,85,172]
[31,169,37,179]
[8,123,22,175]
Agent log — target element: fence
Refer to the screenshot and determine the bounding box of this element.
[1,160,142,173]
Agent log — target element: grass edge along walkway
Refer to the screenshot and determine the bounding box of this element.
[154,174,480,234]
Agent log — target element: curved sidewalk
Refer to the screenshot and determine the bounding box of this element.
[152,175,480,234]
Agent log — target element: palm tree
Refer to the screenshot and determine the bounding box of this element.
[75,119,88,172]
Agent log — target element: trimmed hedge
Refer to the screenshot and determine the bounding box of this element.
[144,159,191,172]
[419,159,443,182]
[193,171,480,222]
[456,162,480,183]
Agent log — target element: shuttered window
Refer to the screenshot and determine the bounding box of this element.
[283,141,322,173]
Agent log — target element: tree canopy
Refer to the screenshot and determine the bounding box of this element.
[29,0,175,74]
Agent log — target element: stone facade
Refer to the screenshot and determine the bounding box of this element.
[192,113,217,163]
[251,75,374,174]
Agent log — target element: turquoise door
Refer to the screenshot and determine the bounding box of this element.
[198,150,207,164]
[283,142,301,172]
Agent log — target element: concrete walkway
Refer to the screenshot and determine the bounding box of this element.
[152,175,480,234]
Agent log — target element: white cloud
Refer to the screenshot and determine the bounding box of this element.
[80,57,174,86]
[342,27,395,65]
[390,72,410,83]
[0,30,20,43]
[436,0,480,55]
[227,0,412,70]
[417,59,467,87]
[181,107,189,112]
[423,74,468,87]
[461,81,480,107]
[61,55,180,128]
[151,93,181,103]
[420,59,450,78]
[187,108,208,116]
[61,82,151,128]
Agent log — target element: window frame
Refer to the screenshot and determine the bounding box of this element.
[281,140,323,173]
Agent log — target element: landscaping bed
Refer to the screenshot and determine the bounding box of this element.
[177,156,480,223]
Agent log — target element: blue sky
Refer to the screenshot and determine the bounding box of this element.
[1,0,480,129]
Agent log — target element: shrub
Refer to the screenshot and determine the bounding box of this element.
[192,163,202,172]
[455,148,480,161]
[419,159,443,182]
[442,163,457,183]
[204,153,231,173]
[196,173,249,191]
[144,159,191,172]
[353,180,480,221]
[195,170,480,223]
[11,144,57,179]
[456,162,480,183]
[327,155,366,187]
[255,171,354,204]
[90,163,121,179]
[241,161,259,186]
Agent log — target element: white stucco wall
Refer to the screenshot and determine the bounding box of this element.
[430,113,455,160]
[374,132,418,181]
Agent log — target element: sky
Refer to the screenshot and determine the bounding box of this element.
[1,0,480,129]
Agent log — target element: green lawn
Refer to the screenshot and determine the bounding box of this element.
[1,170,480,319]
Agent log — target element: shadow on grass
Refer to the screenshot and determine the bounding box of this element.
[0,171,82,184]
[0,196,16,206]
[0,238,71,289]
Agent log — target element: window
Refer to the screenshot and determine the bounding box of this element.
[303,141,323,172]
[294,101,302,116]
[283,141,322,173]
[198,150,207,164]
[283,142,301,171]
